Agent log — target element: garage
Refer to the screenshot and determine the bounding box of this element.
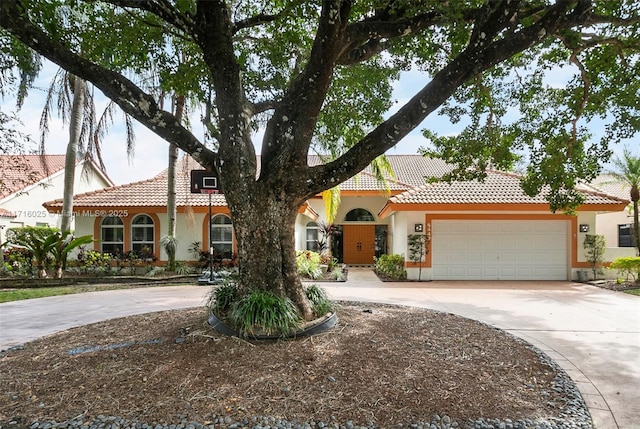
[430,219,569,280]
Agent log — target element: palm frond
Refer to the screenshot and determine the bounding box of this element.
[321,187,341,223]
[370,154,396,196]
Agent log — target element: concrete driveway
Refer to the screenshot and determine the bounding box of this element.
[0,271,638,429]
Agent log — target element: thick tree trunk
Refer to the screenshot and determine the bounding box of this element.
[227,183,313,321]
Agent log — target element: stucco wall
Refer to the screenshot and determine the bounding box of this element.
[1,161,111,230]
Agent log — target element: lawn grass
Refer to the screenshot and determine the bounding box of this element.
[0,282,191,303]
[624,288,640,296]
[0,286,83,303]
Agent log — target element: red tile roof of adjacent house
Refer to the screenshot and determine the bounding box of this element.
[0,207,17,218]
[0,155,68,199]
[42,155,628,210]
[585,175,632,201]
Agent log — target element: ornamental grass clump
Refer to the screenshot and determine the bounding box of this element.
[230,289,302,337]
[305,284,335,316]
[208,280,239,316]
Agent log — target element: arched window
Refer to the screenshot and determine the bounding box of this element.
[131,214,155,256]
[101,216,123,255]
[345,208,375,222]
[306,221,319,251]
[211,214,233,259]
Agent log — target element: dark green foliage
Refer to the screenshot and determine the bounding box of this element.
[407,234,428,281]
[584,234,606,280]
[209,280,238,315]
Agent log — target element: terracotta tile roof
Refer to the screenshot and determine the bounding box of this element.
[307,154,453,188]
[584,175,632,201]
[43,155,626,211]
[0,155,68,199]
[380,155,454,186]
[389,170,628,206]
[43,172,226,209]
[338,171,413,192]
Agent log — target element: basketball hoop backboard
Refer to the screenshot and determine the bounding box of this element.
[190,169,222,194]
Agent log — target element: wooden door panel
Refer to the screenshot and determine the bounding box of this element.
[343,225,376,264]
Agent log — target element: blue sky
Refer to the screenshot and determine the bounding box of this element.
[1,60,632,186]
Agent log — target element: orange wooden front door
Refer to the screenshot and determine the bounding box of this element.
[343,225,376,264]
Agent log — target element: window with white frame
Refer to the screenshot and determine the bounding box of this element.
[306,221,319,251]
[131,214,154,256]
[211,214,233,259]
[101,216,124,255]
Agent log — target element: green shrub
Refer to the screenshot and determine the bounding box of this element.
[174,261,194,275]
[230,289,302,337]
[78,249,112,275]
[2,248,33,276]
[305,284,335,316]
[609,257,640,284]
[374,253,406,280]
[296,250,323,279]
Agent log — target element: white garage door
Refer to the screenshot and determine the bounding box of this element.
[431,220,568,280]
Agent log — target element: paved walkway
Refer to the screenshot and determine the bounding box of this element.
[1,271,639,429]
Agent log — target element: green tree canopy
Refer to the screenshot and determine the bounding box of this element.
[2,1,639,326]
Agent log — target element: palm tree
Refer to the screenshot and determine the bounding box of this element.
[163,94,186,272]
[40,68,134,232]
[608,149,640,256]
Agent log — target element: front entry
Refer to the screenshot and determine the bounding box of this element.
[343,225,376,264]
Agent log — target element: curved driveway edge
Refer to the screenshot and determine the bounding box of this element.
[1,273,639,429]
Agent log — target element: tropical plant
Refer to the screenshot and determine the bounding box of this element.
[407,234,428,281]
[49,230,94,278]
[39,67,131,232]
[3,1,639,330]
[316,222,341,256]
[4,226,60,277]
[607,149,640,256]
[296,250,323,280]
[160,234,178,271]
[584,234,606,281]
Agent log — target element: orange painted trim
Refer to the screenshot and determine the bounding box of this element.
[379,202,628,218]
[130,213,161,259]
[91,212,161,258]
[422,213,578,269]
[200,213,237,253]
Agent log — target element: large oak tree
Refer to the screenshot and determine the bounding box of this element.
[2,1,638,321]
